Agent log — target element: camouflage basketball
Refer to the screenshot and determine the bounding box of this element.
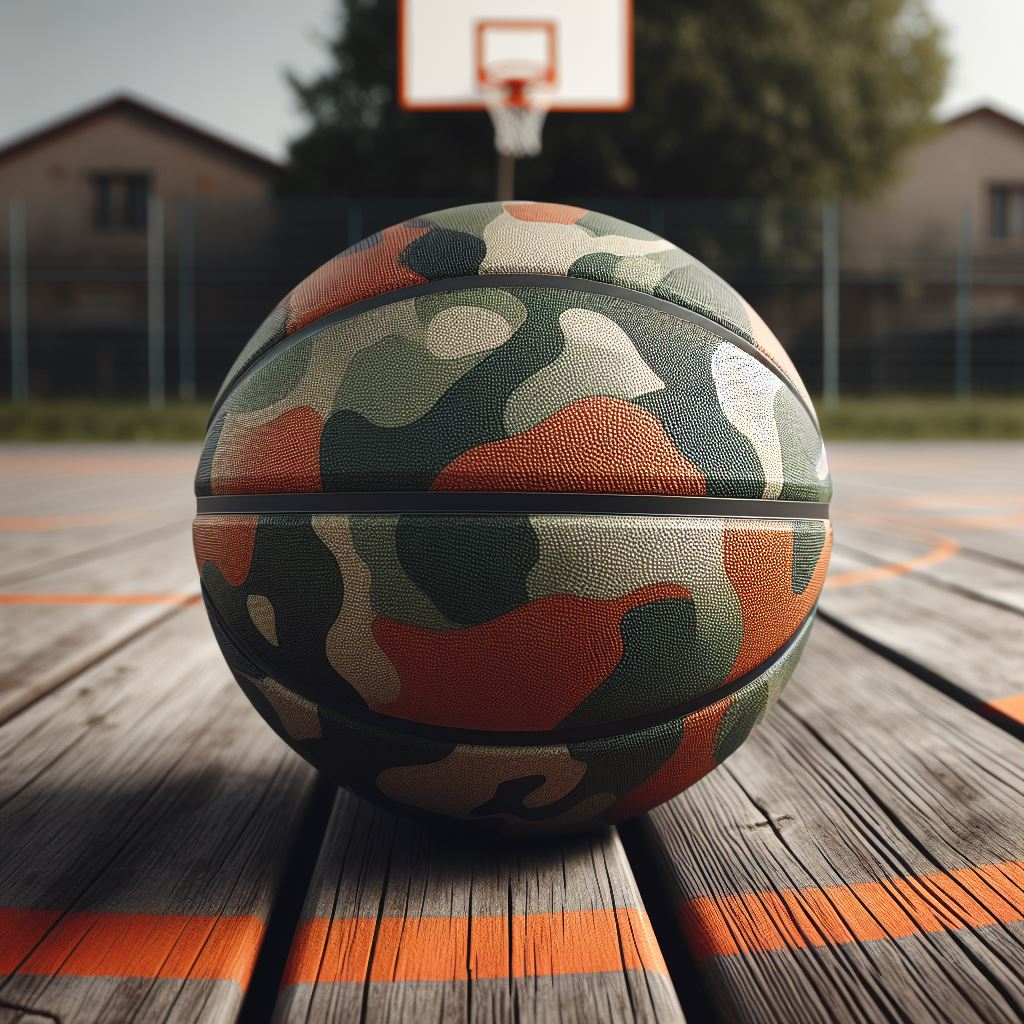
[193,201,831,835]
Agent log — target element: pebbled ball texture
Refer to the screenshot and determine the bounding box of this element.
[194,201,832,835]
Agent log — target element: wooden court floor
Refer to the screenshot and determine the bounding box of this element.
[1,442,1022,1023]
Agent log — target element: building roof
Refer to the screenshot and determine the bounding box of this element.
[0,93,282,173]
[943,104,1024,138]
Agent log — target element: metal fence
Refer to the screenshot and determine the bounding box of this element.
[2,196,1023,404]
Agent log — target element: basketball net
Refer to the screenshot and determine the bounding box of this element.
[483,77,552,159]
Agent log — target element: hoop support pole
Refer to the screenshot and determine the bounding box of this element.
[496,152,516,201]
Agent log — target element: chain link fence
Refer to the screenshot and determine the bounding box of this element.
[1,196,1022,402]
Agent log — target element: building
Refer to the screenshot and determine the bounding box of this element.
[835,105,1024,391]
[0,93,280,242]
[1,97,1022,398]
[0,94,281,396]
[842,105,1024,265]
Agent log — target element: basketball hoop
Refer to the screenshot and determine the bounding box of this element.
[398,1,633,197]
[482,75,553,159]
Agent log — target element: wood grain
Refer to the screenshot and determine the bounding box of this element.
[833,521,1024,614]
[2,440,1022,1024]
[0,445,201,721]
[0,606,316,1023]
[0,526,203,722]
[822,442,1024,721]
[821,542,1024,714]
[0,444,196,582]
[638,619,1024,1024]
[273,791,684,1024]
[827,442,1024,568]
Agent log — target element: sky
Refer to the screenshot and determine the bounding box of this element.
[0,0,1021,160]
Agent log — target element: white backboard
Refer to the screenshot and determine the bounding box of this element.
[399,0,633,111]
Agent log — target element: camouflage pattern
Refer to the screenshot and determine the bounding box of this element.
[197,285,830,501]
[196,201,831,834]
[194,512,830,834]
[204,573,815,835]
[213,201,812,417]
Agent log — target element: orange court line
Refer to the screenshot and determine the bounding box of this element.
[0,516,109,532]
[0,506,158,531]
[0,593,200,606]
[679,858,1024,960]
[984,695,1024,726]
[825,534,959,589]
[281,907,666,986]
[0,457,195,475]
[0,908,264,985]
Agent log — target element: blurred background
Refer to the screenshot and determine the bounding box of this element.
[0,0,1021,440]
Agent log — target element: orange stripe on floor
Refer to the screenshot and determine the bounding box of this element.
[0,508,154,531]
[679,858,1024,959]
[984,695,1024,726]
[281,907,666,986]
[0,516,103,531]
[0,593,200,606]
[0,909,263,985]
[825,535,959,589]
[0,457,195,475]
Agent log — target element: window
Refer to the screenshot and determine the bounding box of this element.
[92,173,150,229]
[990,185,1024,238]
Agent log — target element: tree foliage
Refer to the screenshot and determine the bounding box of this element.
[284,0,948,199]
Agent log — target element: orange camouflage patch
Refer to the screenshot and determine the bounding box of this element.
[192,515,259,586]
[724,521,831,680]
[608,692,733,821]
[212,406,324,495]
[503,202,589,224]
[430,397,708,495]
[282,223,429,334]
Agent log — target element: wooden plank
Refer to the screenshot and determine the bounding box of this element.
[827,442,1024,568]
[930,533,1024,572]
[0,445,195,581]
[636,620,1024,1024]
[831,506,1024,576]
[0,446,158,514]
[0,519,190,589]
[0,605,316,1023]
[0,525,201,722]
[0,445,197,483]
[832,522,1024,614]
[821,542,1024,722]
[0,487,193,586]
[827,442,1023,489]
[274,792,684,1024]
[0,472,118,515]
[0,443,201,718]
[0,447,196,517]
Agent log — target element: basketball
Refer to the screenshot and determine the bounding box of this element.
[193,201,832,834]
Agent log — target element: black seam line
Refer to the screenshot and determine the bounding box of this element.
[202,579,818,747]
[196,492,829,519]
[208,273,817,425]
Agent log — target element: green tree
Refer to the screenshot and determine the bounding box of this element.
[284,0,948,199]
